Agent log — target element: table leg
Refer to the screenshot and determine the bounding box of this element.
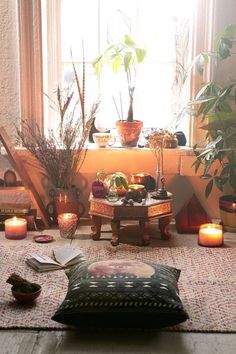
[139,220,151,246]
[110,220,120,246]
[159,216,171,240]
[90,215,102,241]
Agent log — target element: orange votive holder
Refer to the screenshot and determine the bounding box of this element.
[130,173,149,185]
[198,223,223,247]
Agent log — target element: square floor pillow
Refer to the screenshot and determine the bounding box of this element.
[52,259,189,329]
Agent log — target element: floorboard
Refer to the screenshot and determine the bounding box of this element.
[0,331,235,354]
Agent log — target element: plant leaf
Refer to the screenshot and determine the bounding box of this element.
[124,34,136,48]
[112,55,122,73]
[124,52,132,71]
[195,52,209,75]
[205,179,213,198]
[135,48,146,63]
[120,176,129,190]
[214,176,224,191]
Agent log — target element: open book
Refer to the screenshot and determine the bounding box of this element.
[26,244,86,272]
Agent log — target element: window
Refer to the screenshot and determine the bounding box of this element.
[42,0,198,142]
[17,0,216,146]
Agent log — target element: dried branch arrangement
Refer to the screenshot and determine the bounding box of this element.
[17,61,99,189]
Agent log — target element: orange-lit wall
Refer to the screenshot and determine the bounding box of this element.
[0,146,225,220]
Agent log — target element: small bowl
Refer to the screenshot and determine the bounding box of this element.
[93,133,115,147]
[11,284,42,303]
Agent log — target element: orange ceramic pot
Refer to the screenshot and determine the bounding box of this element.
[116,120,143,147]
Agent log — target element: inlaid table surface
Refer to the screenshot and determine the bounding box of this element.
[89,193,173,246]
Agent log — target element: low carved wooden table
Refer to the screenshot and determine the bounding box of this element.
[89,193,173,246]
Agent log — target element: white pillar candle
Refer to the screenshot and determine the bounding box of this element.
[5,217,27,240]
[198,223,223,247]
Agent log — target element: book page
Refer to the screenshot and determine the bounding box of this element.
[53,245,84,266]
[29,253,61,266]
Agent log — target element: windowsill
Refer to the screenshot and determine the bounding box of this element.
[87,143,194,153]
[0,144,198,176]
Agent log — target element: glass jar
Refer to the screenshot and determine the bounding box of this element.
[106,186,119,202]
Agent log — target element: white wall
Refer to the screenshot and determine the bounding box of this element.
[0,0,21,140]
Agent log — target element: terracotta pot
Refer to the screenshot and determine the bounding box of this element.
[116,120,143,147]
[219,194,236,232]
[48,187,85,223]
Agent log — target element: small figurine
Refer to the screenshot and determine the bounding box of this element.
[151,176,170,200]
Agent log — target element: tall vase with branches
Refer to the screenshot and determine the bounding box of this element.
[17,59,99,220]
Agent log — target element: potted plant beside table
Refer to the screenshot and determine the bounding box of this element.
[190,24,236,232]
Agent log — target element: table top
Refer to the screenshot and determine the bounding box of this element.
[89,192,172,207]
[89,193,173,220]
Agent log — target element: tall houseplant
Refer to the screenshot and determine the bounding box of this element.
[93,34,146,147]
[190,24,236,231]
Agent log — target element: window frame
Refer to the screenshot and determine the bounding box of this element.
[18,0,44,132]
[19,0,216,145]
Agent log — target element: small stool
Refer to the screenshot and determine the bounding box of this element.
[89,193,173,246]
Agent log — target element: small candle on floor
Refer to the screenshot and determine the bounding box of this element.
[4,216,27,240]
[57,213,78,239]
[198,223,223,247]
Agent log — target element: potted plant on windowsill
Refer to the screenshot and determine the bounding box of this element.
[93,34,146,147]
[17,60,99,222]
[189,24,236,232]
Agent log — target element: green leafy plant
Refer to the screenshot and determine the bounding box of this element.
[189,24,236,197]
[93,34,146,122]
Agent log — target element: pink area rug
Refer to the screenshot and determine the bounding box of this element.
[0,242,235,332]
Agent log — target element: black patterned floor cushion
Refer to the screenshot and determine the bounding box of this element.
[52,259,189,329]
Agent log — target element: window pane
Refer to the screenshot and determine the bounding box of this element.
[45,0,195,140]
[61,0,99,61]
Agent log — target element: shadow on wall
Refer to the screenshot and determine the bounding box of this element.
[165,175,194,217]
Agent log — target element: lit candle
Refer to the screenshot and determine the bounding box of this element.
[198,223,223,247]
[128,184,145,191]
[130,173,149,185]
[5,217,27,240]
[57,213,78,239]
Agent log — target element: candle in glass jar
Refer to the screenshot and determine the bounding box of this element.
[130,173,149,185]
[5,217,27,240]
[57,213,78,239]
[198,223,223,247]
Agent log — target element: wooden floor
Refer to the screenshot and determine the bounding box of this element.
[0,220,236,354]
[0,330,236,354]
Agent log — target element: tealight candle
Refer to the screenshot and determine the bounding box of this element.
[128,184,145,191]
[198,223,223,247]
[57,213,78,239]
[5,217,27,240]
